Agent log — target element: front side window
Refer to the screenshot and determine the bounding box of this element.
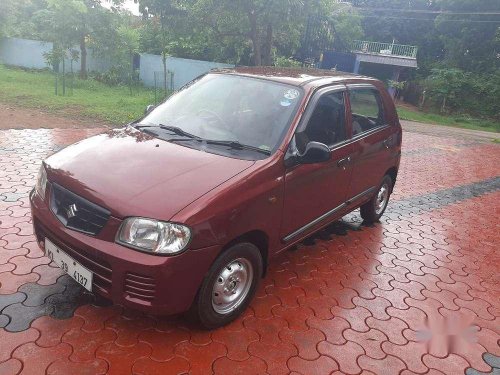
[349,88,386,136]
[138,74,303,159]
[296,91,347,151]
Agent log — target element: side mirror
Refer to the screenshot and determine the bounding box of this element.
[144,104,155,115]
[298,141,331,164]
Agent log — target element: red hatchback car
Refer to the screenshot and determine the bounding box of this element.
[30,68,402,328]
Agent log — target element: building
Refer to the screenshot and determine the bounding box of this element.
[321,40,418,97]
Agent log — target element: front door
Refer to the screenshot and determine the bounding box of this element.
[346,85,395,201]
[281,86,353,242]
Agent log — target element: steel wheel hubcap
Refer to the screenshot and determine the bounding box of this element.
[375,183,389,215]
[212,258,253,315]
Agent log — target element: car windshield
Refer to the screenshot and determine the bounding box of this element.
[138,74,303,158]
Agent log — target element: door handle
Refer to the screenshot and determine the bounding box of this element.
[383,138,392,149]
[337,156,351,170]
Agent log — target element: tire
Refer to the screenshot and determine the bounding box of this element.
[190,242,263,329]
[360,175,393,224]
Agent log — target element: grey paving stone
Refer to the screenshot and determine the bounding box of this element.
[466,369,490,375]
[387,176,500,218]
[0,292,27,312]
[484,353,500,370]
[2,303,53,332]
[0,314,9,328]
[46,275,94,319]
[20,282,65,307]
[0,192,24,202]
[465,353,500,375]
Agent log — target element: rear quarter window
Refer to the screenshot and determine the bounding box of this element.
[349,88,387,136]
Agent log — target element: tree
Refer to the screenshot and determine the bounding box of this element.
[133,0,185,90]
[77,0,131,79]
[183,0,305,66]
[434,0,500,73]
[117,24,140,91]
[0,2,9,37]
[33,0,88,74]
[351,0,500,75]
[0,0,47,39]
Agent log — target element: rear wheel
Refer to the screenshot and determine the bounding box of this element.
[360,175,392,224]
[191,242,262,329]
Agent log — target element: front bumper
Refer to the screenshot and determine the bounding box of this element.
[29,188,221,315]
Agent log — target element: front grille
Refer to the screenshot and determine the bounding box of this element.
[33,219,112,295]
[124,272,156,302]
[50,183,110,236]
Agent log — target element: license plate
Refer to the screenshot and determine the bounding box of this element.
[45,238,93,292]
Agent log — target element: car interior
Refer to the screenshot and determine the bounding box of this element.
[296,91,347,152]
[350,89,386,136]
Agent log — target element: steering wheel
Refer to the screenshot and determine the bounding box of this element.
[197,109,228,128]
[197,109,239,140]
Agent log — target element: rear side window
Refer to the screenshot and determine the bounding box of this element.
[349,88,386,136]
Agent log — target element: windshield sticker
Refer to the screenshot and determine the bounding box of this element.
[284,89,300,100]
[280,99,292,107]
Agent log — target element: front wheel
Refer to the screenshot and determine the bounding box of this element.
[360,175,392,224]
[190,242,262,329]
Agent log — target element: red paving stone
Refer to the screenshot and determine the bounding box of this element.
[0,127,499,374]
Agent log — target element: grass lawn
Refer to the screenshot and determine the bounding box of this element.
[396,105,499,133]
[1,64,499,133]
[0,64,158,125]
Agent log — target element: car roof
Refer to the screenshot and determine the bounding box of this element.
[210,66,380,88]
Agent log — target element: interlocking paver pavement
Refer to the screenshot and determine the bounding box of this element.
[0,127,499,374]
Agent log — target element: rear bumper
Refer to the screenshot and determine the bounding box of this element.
[29,188,221,315]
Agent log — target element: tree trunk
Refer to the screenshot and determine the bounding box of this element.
[62,57,66,96]
[262,23,273,66]
[162,52,168,95]
[79,35,87,80]
[441,96,447,113]
[248,11,261,66]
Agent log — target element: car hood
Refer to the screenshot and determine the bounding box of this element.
[45,127,255,221]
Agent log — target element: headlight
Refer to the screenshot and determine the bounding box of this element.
[36,164,48,200]
[117,217,191,255]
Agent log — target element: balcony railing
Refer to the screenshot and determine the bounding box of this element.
[350,40,418,59]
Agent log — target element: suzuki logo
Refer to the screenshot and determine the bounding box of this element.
[66,204,78,219]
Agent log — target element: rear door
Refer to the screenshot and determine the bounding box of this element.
[346,84,395,202]
[280,86,353,242]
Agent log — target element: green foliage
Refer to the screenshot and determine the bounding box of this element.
[133,0,362,66]
[33,0,87,49]
[329,4,364,46]
[0,2,8,37]
[434,0,500,73]
[274,56,302,68]
[90,67,129,86]
[0,0,47,39]
[423,68,500,119]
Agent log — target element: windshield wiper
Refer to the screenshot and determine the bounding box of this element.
[171,138,270,155]
[172,138,270,155]
[134,124,201,140]
[135,124,271,156]
[202,140,271,155]
[158,124,201,139]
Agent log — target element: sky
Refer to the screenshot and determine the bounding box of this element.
[101,0,141,16]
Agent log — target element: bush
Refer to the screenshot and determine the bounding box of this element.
[89,67,141,88]
[274,56,302,68]
[421,68,500,120]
